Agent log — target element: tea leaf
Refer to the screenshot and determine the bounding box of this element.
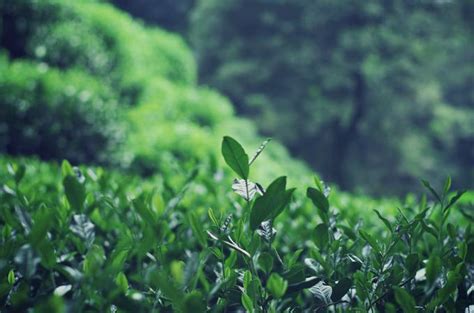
[222,136,249,179]
[266,273,288,299]
[393,287,416,313]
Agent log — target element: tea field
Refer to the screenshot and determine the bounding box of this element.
[0,0,473,312]
[0,137,472,312]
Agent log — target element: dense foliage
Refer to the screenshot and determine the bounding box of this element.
[0,0,308,182]
[190,0,474,195]
[0,1,472,311]
[0,138,472,312]
[0,58,124,165]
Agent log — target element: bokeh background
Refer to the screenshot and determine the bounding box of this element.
[1,0,473,196]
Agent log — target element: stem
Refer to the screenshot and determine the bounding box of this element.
[368,275,415,308]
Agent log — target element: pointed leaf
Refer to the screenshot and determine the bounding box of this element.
[266,273,288,299]
[393,287,416,313]
[249,138,271,165]
[250,177,291,230]
[222,136,249,179]
[63,175,85,212]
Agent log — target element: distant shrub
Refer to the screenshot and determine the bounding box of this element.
[0,0,197,104]
[0,60,124,165]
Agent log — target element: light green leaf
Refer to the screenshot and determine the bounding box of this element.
[266,273,288,299]
[115,272,129,293]
[241,292,254,312]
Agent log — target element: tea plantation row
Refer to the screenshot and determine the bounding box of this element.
[0,137,472,312]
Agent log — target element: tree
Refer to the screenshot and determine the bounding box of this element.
[191,0,473,195]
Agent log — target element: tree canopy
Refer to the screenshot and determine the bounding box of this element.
[190,0,473,195]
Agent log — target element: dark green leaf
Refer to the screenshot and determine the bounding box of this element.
[187,212,207,248]
[421,179,441,203]
[373,209,393,233]
[332,278,352,301]
[155,271,185,312]
[258,252,273,275]
[393,287,416,313]
[306,187,329,213]
[405,253,419,276]
[183,291,206,313]
[250,176,291,230]
[359,230,381,254]
[313,223,329,250]
[63,175,85,212]
[221,136,249,179]
[444,190,466,213]
[433,270,462,306]
[426,255,441,285]
[286,276,321,294]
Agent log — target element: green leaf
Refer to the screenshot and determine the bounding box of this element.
[29,206,54,247]
[37,239,57,269]
[243,270,252,291]
[447,223,456,239]
[444,190,466,213]
[221,136,249,179]
[432,270,462,306]
[443,177,452,194]
[286,276,320,294]
[155,271,185,312]
[393,287,416,313]
[258,252,274,275]
[307,187,329,223]
[250,177,292,230]
[187,212,207,248]
[266,273,288,299]
[8,163,26,184]
[241,292,254,312]
[61,160,74,177]
[421,179,441,203]
[359,230,381,254]
[249,138,271,165]
[313,223,329,250]
[183,291,206,313]
[373,209,393,233]
[115,272,129,293]
[332,278,352,301]
[405,253,419,276]
[63,175,85,212]
[8,270,15,285]
[426,255,441,285]
[133,195,159,226]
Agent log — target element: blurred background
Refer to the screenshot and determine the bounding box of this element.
[0,0,473,196]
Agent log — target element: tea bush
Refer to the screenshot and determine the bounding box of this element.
[0,0,196,104]
[0,59,124,165]
[0,137,472,312]
[0,0,310,183]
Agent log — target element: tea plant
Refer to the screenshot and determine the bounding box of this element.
[206,136,472,312]
[0,137,472,312]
